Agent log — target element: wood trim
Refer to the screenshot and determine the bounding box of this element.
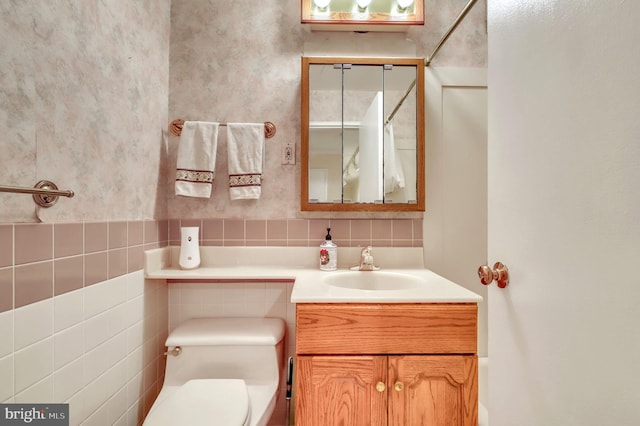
[296,303,477,355]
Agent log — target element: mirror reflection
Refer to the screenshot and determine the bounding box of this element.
[302,57,424,211]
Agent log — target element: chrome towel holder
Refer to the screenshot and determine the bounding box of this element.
[0,180,74,207]
[169,119,277,139]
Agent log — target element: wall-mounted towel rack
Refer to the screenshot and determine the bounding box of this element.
[0,180,74,207]
[169,119,277,139]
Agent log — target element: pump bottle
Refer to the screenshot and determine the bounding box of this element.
[319,228,337,271]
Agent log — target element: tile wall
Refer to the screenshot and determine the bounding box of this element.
[168,218,423,248]
[0,220,168,425]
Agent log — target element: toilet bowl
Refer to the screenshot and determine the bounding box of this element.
[143,317,286,426]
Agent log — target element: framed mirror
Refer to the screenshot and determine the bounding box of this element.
[301,57,425,211]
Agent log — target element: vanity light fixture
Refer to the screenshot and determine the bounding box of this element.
[301,0,424,27]
[397,0,415,12]
[356,0,372,11]
[314,0,331,10]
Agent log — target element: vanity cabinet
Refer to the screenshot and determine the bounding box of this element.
[295,303,478,426]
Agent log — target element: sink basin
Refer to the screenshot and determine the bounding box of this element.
[324,271,423,291]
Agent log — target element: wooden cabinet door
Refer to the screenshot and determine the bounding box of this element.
[387,355,477,426]
[296,355,388,426]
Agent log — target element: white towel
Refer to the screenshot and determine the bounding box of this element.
[384,123,405,194]
[175,121,220,198]
[227,123,265,200]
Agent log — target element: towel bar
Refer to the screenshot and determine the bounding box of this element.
[0,180,74,207]
[169,119,276,139]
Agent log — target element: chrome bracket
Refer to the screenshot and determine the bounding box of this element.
[33,180,61,208]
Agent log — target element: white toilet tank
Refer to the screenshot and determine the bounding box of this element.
[163,317,286,386]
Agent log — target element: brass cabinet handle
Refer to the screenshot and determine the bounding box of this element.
[394,381,404,391]
[376,381,386,392]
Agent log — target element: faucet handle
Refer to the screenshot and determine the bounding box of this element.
[361,246,374,266]
[351,246,380,271]
[361,245,372,255]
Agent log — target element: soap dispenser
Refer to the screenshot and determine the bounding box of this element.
[319,228,337,271]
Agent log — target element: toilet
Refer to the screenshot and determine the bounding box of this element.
[143,317,286,426]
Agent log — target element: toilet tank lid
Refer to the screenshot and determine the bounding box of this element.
[166,318,285,347]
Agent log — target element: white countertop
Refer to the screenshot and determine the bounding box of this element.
[144,247,482,303]
[290,268,481,303]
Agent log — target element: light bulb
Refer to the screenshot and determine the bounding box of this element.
[397,0,415,11]
[314,0,331,9]
[356,0,372,9]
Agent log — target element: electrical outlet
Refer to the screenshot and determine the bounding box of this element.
[282,142,295,165]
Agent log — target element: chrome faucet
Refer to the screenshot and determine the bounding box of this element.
[357,246,379,271]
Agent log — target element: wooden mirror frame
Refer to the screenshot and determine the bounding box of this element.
[301,56,425,212]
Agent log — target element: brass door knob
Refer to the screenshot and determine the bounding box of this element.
[376,381,386,392]
[394,382,404,391]
[478,262,509,288]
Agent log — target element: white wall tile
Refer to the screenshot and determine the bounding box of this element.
[84,311,112,352]
[201,303,226,318]
[14,338,53,394]
[14,375,53,403]
[168,285,181,304]
[222,287,245,304]
[108,387,130,426]
[127,382,144,426]
[113,414,128,426]
[107,303,129,338]
[126,371,143,407]
[167,307,179,332]
[124,295,144,328]
[178,283,204,305]
[0,355,13,401]
[200,286,226,304]
[83,386,128,426]
[126,321,144,353]
[0,311,13,357]
[85,332,128,384]
[83,359,128,417]
[142,359,158,391]
[53,324,84,370]
[126,346,144,381]
[244,299,267,317]
[127,272,145,299]
[84,280,118,319]
[126,402,142,426]
[53,357,84,401]
[14,299,53,351]
[142,312,158,342]
[111,274,130,307]
[142,337,159,368]
[2,268,163,426]
[66,386,87,426]
[53,289,83,333]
